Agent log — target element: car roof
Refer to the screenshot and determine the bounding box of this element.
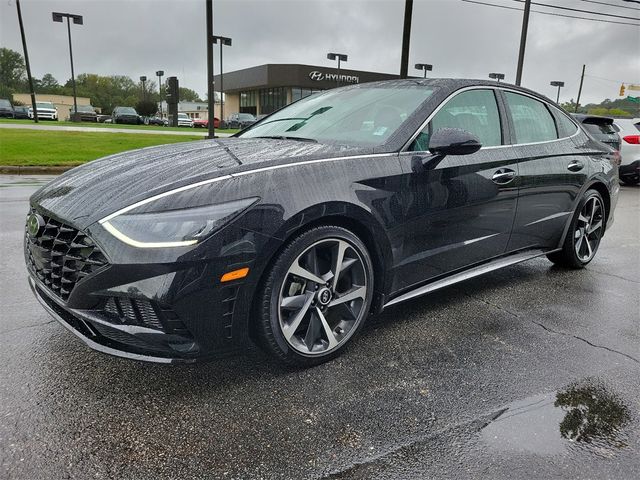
[346,78,557,104]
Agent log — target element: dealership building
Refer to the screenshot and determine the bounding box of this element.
[213,64,399,117]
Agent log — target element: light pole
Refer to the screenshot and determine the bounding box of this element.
[414,63,433,79]
[16,0,38,122]
[156,70,164,117]
[52,11,83,121]
[489,72,505,83]
[327,53,348,87]
[550,81,565,104]
[213,35,232,125]
[140,76,147,101]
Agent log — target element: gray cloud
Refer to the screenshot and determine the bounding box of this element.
[1,0,638,104]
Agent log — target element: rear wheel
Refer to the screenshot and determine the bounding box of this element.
[255,226,374,367]
[547,189,605,268]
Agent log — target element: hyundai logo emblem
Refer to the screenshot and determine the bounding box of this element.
[27,213,44,238]
[309,71,325,81]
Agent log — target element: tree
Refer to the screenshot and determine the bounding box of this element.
[38,73,61,93]
[136,99,158,117]
[179,86,202,102]
[0,48,26,98]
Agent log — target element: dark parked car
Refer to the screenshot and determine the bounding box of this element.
[225,112,257,129]
[71,105,98,122]
[144,116,167,126]
[0,98,15,118]
[13,106,29,119]
[112,106,141,125]
[572,114,621,152]
[25,79,619,366]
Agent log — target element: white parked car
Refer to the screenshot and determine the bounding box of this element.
[28,101,58,121]
[177,112,194,127]
[613,118,640,185]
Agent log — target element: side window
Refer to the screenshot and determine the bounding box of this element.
[410,89,502,151]
[504,92,558,144]
[553,109,579,138]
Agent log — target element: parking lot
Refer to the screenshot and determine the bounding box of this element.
[1,175,638,479]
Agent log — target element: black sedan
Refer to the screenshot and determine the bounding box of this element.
[25,79,619,366]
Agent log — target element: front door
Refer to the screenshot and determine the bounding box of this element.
[393,88,519,293]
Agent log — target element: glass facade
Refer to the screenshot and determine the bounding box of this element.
[259,87,287,115]
[292,87,323,102]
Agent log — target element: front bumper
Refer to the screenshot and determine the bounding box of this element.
[29,276,186,363]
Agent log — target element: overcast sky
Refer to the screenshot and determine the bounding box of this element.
[1,0,638,104]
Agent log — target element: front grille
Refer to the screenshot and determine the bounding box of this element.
[25,208,108,301]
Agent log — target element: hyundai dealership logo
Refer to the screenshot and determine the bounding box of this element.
[308,70,359,84]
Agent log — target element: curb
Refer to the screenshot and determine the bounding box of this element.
[0,165,79,175]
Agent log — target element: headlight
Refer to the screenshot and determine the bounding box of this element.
[100,197,258,248]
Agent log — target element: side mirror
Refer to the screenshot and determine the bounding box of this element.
[428,128,482,156]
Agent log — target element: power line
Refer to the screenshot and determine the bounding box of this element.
[585,74,640,84]
[509,0,640,21]
[578,0,640,12]
[460,0,640,26]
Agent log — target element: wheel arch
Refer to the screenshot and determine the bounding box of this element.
[247,202,393,342]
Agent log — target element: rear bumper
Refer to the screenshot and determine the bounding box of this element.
[619,160,639,183]
[29,276,199,364]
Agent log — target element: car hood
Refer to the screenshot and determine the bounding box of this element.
[30,137,369,229]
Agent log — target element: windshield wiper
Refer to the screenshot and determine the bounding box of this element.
[255,136,318,143]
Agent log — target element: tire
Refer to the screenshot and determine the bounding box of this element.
[255,226,374,367]
[547,189,605,269]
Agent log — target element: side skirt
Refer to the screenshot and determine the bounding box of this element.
[382,249,556,310]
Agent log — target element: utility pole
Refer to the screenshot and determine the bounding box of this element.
[575,65,586,113]
[16,0,38,122]
[515,0,531,86]
[400,0,413,78]
[206,0,215,139]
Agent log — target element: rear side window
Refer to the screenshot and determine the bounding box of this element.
[410,89,502,151]
[504,92,558,144]
[553,109,579,138]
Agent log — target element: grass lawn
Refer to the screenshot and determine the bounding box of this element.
[0,128,205,166]
[0,118,240,135]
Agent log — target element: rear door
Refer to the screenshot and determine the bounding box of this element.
[501,91,588,251]
[394,88,519,291]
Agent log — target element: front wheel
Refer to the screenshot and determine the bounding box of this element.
[255,226,374,367]
[547,189,605,268]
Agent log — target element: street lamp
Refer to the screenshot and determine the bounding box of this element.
[140,75,147,101]
[550,80,565,104]
[52,11,83,121]
[156,70,164,117]
[489,72,505,83]
[327,52,348,87]
[212,35,232,125]
[414,63,433,79]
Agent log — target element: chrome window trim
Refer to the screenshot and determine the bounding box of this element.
[402,85,582,153]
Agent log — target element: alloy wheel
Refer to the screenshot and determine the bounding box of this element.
[278,238,368,355]
[574,196,604,262]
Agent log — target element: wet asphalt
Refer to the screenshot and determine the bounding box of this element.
[0,175,638,480]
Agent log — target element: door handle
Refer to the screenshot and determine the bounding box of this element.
[567,161,584,172]
[492,169,516,184]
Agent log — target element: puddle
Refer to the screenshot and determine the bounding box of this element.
[482,380,632,458]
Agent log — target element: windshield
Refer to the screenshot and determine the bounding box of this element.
[36,102,54,109]
[0,99,11,108]
[118,107,137,115]
[178,113,189,118]
[238,113,256,121]
[76,105,94,113]
[239,85,435,145]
